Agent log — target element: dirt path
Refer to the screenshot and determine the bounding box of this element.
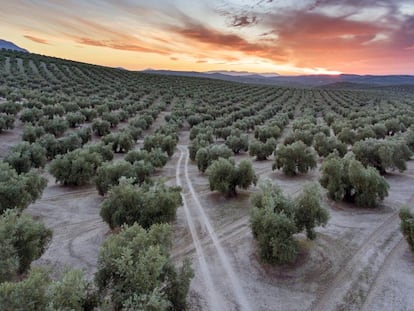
[311,211,401,310]
[359,192,414,311]
[176,146,224,311]
[359,239,406,311]
[312,182,414,311]
[179,145,253,311]
[27,182,108,279]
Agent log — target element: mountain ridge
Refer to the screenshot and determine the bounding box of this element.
[0,39,28,53]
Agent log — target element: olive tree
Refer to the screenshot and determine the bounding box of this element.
[249,138,276,161]
[0,113,14,133]
[250,182,297,264]
[66,112,86,128]
[92,119,111,137]
[125,148,168,168]
[254,125,281,142]
[100,179,182,229]
[206,158,257,196]
[273,141,317,176]
[294,183,329,240]
[320,155,389,208]
[0,162,47,214]
[102,132,134,153]
[0,268,96,311]
[95,160,153,195]
[225,134,249,154]
[313,132,347,157]
[49,149,103,186]
[0,210,52,280]
[353,138,412,173]
[195,144,232,173]
[250,181,329,264]
[22,125,45,143]
[4,142,47,174]
[95,223,193,310]
[144,134,177,157]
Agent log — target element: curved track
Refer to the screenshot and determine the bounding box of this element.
[177,145,253,311]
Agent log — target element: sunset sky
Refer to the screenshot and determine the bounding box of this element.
[1,0,414,75]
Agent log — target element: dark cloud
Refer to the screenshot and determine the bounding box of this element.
[168,18,286,62]
[230,15,258,27]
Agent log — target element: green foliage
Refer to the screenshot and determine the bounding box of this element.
[46,269,95,311]
[225,134,249,154]
[405,128,414,152]
[4,142,47,174]
[102,112,120,128]
[337,127,356,145]
[95,160,153,195]
[102,132,134,153]
[320,155,389,207]
[195,144,233,173]
[348,160,389,207]
[0,210,52,279]
[251,206,298,264]
[0,162,47,214]
[100,180,182,229]
[399,207,414,251]
[22,125,45,143]
[87,142,114,162]
[189,137,209,161]
[249,138,276,161]
[92,119,111,136]
[49,148,103,186]
[0,113,15,132]
[353,138,412,173]
[125,148,168,168]
[254,125,281,142]
[0,101,21,115]
[0,268,50,311]
[144,134,177,157]
[75,127,92,145]
[42,117,69,137]
[66,111,86,128]
[95,223,193,310]
[206,158,257,196]
[251,181,329,264]
[294,183,329,240]
[273,141,317,176]
[0,268,96,311]
[19,107,43,123]
[313,132,347,157]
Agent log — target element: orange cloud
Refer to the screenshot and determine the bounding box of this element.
[76,37,168,55]
[24,35,49,44]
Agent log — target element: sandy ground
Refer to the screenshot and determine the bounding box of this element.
[20,125,414,311]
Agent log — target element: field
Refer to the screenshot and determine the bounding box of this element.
[1,50,414,310]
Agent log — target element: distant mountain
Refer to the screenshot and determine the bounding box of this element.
[142,69,414,87]
[206,70,279,78]
[142,69,286,85]
[0,39,28,53]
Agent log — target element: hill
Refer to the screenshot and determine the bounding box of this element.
[0,39,28,53]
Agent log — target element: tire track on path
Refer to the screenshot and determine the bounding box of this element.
[176,147,223,311]
[360,193,414,310]
[311,211,400,311]
[180,145,253,311]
